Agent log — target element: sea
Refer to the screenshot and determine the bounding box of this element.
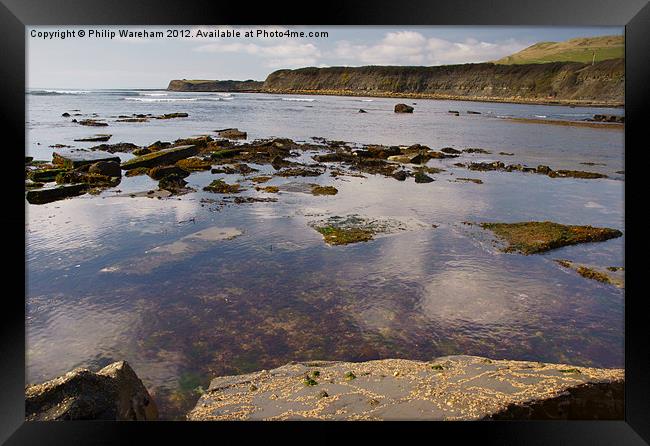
[26,88,625,418]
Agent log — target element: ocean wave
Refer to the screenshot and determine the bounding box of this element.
[281,97,316,102]
[139,92,168,97]
[28,89,91,96]
[124,97,231,102]
[534,115,547,118]
[360,99,374,102]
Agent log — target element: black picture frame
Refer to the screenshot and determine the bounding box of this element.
[2,0,648,444]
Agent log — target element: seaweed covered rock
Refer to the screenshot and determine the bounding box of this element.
[52,151,121,169]
[203,179,241,193]
[148,165,190,180]
[88,161,121,177]
[88,142,140,153]
[121,145,198,170]
[176,157,212,171]
[480,221,623,254]
[311,185,338,196]
[25,361,158,421]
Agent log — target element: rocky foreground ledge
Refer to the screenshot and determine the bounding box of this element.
[25,356,623,421]
[188,355,623,421]
[26,361,158,421]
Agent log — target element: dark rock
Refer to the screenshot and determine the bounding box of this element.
[441,147,462,154]
[89,161,122,177]
[74,134,112,142]
[392,170,407,181]
[28,168,69,182]
[156,112,189,119]
[394,103,414,113]
[89,143,140,153]
[61,112,71,117]
[158,174,190,194]
[132,148,152,156]
[148,165,190,180]
[25,184,87,204]
[414,172,434,183]
[591,114,624,123]
[358,109,367,113]
[467,110,482,114]
[78,119,109,127]
[216,128,247,139]
[121,145,198,170]
[276,167,323,177]
[25,361,158,421]
[463,148,491,154]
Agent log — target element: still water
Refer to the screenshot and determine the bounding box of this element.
[26,89,624,418]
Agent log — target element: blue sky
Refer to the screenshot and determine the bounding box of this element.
[27,26,623,89]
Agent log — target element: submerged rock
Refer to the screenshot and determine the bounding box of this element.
[394,104,414,113]
[555,259,624,288]
[25,361,158,421]
[480,221,623,254]
[121,145,198,170]
[187,355,623,421]
[311,185,338,196]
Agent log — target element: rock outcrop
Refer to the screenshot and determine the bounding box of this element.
[187,355,623,421]
[26,361,158,421]
[167,79,263,92]
[261,59,624,106]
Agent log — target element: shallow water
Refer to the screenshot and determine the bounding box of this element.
[26,89,624,418]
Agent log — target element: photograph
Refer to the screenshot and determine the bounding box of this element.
[20,23,631,424]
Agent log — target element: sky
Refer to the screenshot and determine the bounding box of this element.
[27,26,623,89]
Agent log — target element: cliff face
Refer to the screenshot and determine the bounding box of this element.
[167,79,263,92]
[262,59,624,105]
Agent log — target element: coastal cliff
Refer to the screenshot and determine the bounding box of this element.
[167,79,263,92]
[261,59,624,106]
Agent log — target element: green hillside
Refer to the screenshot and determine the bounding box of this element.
[494,35,623,65]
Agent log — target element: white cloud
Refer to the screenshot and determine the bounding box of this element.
[193,40,321,68]
[332,32,531,66]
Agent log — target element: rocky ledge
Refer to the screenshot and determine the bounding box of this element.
[187,355,623,421]
[26,361,158,421]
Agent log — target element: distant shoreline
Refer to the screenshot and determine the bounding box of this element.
[248,89,624,108]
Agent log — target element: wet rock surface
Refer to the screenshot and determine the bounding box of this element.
[187,355,623,421]
[394,103,414,113]
[26,361,158,421]
[480,221,622,254]
[121,145,198,170]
